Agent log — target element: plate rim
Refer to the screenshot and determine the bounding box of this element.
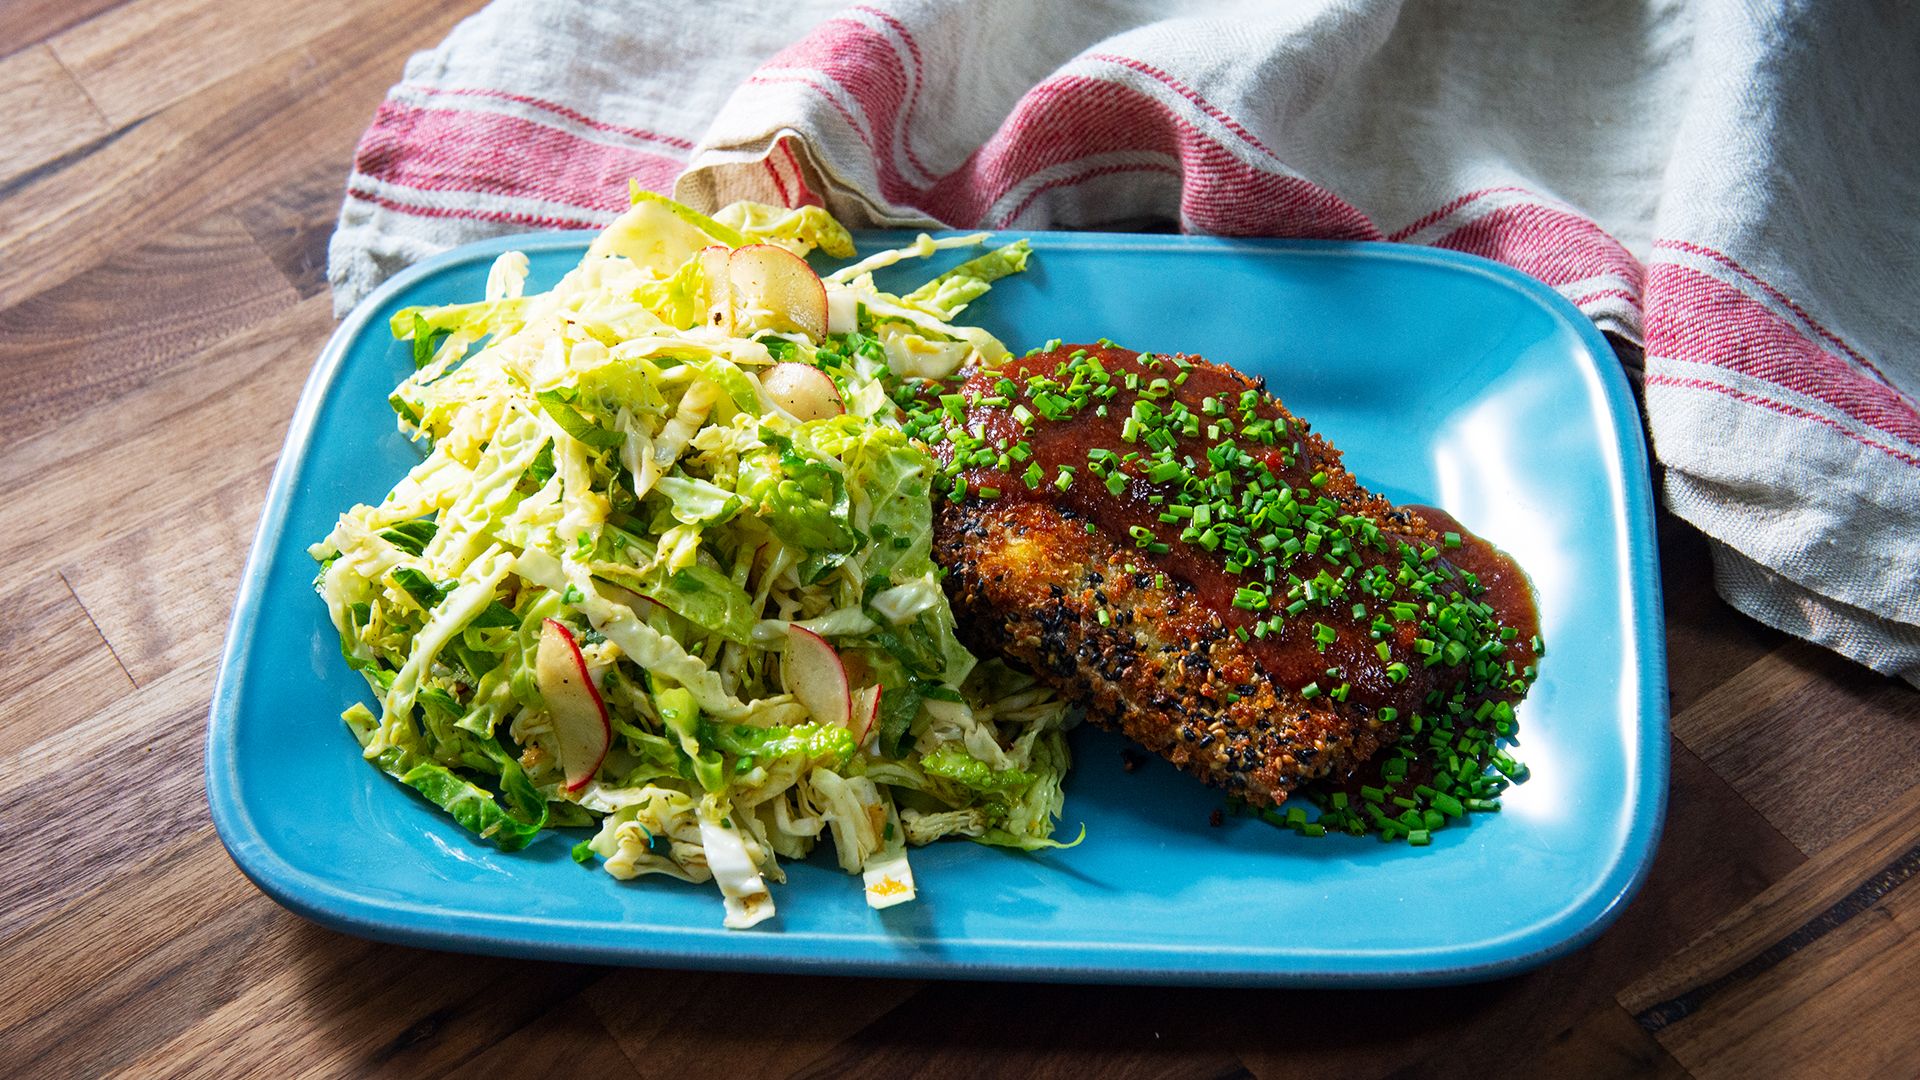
[206,229,1669,987]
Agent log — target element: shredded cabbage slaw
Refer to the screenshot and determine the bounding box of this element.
[309,190,1072,928]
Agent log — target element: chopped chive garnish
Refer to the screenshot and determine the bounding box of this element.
[902,340,1534,845]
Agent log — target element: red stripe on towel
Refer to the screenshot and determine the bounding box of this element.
[1645,374,1920,468]
[851,4,937,181]
[1655,238,1899,391]
[1386,186,1533,242]
[402,85,697,150]
[754,21,1381,239]
[1431,202,1642,292]
[1647,264,1920,449]
[354,102,682,211]
[1569,287,1641,307]
[1083,52,1282,159]
[345,186,609,231]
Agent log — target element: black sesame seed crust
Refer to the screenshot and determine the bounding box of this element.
[934,499,1397,809]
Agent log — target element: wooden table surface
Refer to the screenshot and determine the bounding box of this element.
[4,2,1918,1077]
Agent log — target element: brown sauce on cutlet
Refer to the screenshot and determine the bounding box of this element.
[930,343,1538,724]
[1405,504,1539,678]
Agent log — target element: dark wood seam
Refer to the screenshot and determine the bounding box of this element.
[0,115,144,202]
[1633,841,1920,1032]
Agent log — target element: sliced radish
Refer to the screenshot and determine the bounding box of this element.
[849,684,882,747]
[825,284,858,335]
[784,624,851,728]
[760,362,844,421]
[535,618,612,793]
[699,245,734,333]
[730,244,828,340]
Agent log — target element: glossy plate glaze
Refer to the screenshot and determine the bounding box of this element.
[207,231,1667,986]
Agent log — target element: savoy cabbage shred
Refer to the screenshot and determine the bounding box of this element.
[309,190,1068,928]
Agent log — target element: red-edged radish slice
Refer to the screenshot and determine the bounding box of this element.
[760,362,844,421]
[849,684,882,746]
[535,619,611,792]
[729,244,828,339]
[825,284,858,335]
[699,245,734,333]
[784,624,851,728]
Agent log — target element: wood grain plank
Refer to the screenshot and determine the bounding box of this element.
[0,44,110,186]
[0,653,595,1080]
[0,571,135,757]
[790,981,1248,1080]
[1618,779,1920,1013]
[121,933,607,1078]
[47,0,395,127]
[0,295,327,572]
[60,459,275,686]
[1671,639,1920,854]
[0,827,299,1078]
[0,0,481,307]
[0,806,605,1080]
[1620,782,1920,1078]
[434,995,639,1080]
[1666,900,1920,1080]
[0,210,298,452]
[0,0,125,56]
[235,160,352,299]
[1512,1003,1688,1080]
[584,970,918,1080]
[0,657,215,944]
[0,289,326,492]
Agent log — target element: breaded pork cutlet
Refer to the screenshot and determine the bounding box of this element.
[921,344,1539,809]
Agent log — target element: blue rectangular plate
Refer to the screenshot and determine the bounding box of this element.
[207,231,1667,986]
